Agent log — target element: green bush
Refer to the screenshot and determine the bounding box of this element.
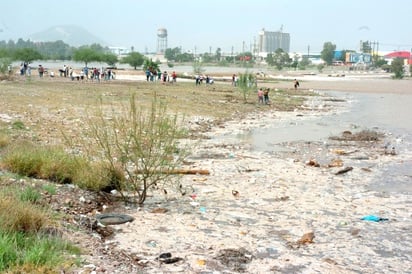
[19,187,42,203]
[0,187,80,273]
[0,231,79,273]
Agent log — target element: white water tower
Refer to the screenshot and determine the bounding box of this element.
[157,28,168,54]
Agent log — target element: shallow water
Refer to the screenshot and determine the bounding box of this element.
[236,91,412,193]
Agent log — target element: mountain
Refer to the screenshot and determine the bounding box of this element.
[29,25,107,47]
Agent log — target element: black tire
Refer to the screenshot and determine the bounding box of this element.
[96,213,134,225]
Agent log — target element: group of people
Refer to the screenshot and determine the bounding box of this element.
[145,69,177,83]
[257,88,271,104]
[256,79,300,105]
[195,74,214,85]
[55,65,115,82]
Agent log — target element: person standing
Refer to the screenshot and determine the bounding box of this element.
[257,88,264,104]
[263,88,270,104]
[38,65,44,77]
[162,71,168,83]
[294,79,300,90]
[171,71,177,83]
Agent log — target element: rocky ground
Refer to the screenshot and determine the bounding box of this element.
[1,73,411,273]
[14,93,407,274]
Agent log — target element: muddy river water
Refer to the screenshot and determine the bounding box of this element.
[235,90,412,194]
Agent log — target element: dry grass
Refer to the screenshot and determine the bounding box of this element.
[0,75,307,147]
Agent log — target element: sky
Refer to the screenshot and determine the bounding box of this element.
[1,0,411,54]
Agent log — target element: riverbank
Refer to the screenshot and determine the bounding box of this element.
[105,81,411,273]
[1,73,411,273]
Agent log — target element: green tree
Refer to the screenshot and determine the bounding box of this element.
[273,48,291,70]
[192,60,205,75]
[237,71,256,102]
[143,58,160,72]
[391,58,404,79]
[176,52,194,62]
[201,52,213,63]
[121,52,145,70]
[321,42,336,65]
[215,47,222,61]
[298,56,310,70]
[164,47,181,61]
[72,47,101,66]
[101,53,118,67]
[266,53,274,66]
[13,48,43,63]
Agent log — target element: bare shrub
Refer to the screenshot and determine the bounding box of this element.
[81,93,190,204]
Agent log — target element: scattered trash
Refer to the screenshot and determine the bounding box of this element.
[350,228,361,236]
[157,252,182,264]
[275,196,290,202]
[199,207,207,213]
[361,215,389,222]
[146,240,157,247]
[297,232,315,244]
[328,158,343,167]
[335,166,353,175]
[150,208,168,214]
[215,248,253,272]
[306,159,320,167]
[95,213,134,225]
[232,190,240,198]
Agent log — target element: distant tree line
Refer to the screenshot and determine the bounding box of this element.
[0,38,144,70]
[0,38,408,79]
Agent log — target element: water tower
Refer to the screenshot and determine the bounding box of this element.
[157,28,168,54]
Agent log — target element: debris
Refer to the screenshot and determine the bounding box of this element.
[360,215,389,222]
[297,232,315,245]
[150,208,168,214]
[136,169,210,175]
[232,190,240,198]
[215,248,253,272]
[95,213,135,225]
[157,252,183,264]
[335,166,353,175]
[328,158,343,167]
[306,159,320,167]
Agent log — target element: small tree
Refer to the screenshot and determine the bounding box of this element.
[121,52,145,69]
[13,48,43,64]
[237,71,256,102]
[72,47,101,67]
[273,48,291,70]
[85,93,189,205]
[391,58,404,79]
[321,42,336,65]
[142,58,159,72]
[192,60,205,75]
[101,53,118,67]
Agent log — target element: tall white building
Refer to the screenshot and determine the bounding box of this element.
[258,28,290,56]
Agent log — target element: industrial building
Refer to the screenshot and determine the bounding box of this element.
[258,28,290,57]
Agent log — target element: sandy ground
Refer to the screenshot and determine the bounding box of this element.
[97,76,412,273]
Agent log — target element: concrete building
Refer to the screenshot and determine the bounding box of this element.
[258,28,290,57]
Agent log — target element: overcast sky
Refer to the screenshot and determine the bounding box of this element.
[1,0,411,54]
